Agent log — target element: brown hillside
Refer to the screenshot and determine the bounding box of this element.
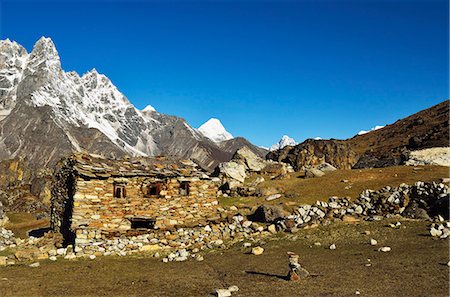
[267,100,449,169]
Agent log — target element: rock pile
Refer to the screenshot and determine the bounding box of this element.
[0,228,15,250]
[276,182,449,232]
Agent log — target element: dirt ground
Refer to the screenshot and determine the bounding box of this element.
[0,219,448,297]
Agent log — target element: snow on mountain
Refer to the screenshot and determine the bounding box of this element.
[142,104,156,112]
[270,135,297,151]
[198,118,233,143]
[357,125,385,136]
[314,137,322,140]
[0,36,261,170]
[0,38,28,120]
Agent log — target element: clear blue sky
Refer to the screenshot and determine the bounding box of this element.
[1,0,448,147]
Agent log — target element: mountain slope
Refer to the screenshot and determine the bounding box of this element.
[267,100,449,170]
[0,37,260,171]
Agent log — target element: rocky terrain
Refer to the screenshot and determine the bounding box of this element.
[0,37,265,173]
[267,100,449,170]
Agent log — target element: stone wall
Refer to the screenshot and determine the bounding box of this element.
[69,176,220,249]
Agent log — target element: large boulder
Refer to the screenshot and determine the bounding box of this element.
[217,161,246,183]
[402,200,431,220]
[315,162,337,173]
[305,167,325,178]
[405,147,450,167]
[233,146,267,172]
[248,204,288,223]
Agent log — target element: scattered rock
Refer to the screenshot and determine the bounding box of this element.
[268,224,277,234]
[29,262,40,268]
[228,285,239,293]
[329,244,336,250]
[378,247,391,252]
[370,239,378,246]
[216,289,231,297]
[266,194,282,201]
[251,246,264,255]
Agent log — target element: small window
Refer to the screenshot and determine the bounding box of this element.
[114,184,126,198]
[146,182,161,197]
[179,181,190,196]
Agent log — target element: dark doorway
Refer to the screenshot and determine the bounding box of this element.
[129,218,156,229]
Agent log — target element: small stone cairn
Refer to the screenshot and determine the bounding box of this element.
[287,251,309,281]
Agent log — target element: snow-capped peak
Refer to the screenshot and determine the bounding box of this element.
[270,135,297,151]
[357,125,385,136]
[142,104,156,112]
[198,118,233,142]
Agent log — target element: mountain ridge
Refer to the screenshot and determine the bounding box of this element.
[267,100,449,170]
[0,37,263,171]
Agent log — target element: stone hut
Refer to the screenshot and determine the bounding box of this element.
[50,153,221,250]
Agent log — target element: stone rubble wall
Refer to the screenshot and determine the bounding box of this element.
[71,176,220,249]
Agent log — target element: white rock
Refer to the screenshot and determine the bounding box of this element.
[216,289,232,297]
[251,246,264,255]
[49,256,57,261]
[228,285,239,292]
[329,244,336,250]
[56,248,66,255]
[89,255,96,260]
[430,227,443,237]
[29,262,40,268]
[266,194,282,201]
[370,239,378,246]
[378,247,391,252]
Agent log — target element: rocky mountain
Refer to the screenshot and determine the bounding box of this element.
[0,37,260,172]
[198,118,233,143]
[267,100,449,170]
[217,137,268,159]
[270,135,297,151]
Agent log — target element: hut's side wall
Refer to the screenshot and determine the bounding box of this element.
[50,157,77,244]
[71,176,220,247]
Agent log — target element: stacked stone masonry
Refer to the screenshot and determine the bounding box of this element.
[50,153,221,252]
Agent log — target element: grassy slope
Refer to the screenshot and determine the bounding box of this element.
[221,165,448,209]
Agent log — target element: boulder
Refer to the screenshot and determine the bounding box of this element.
[402,201,431,220]
[305,168,325,178]
[233,146,267,172]
[217,161,247,183]
[405,147,450,167]
[248,204,287,223]
[315,162,337,173]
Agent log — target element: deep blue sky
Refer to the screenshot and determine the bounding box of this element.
[1,0,448,147]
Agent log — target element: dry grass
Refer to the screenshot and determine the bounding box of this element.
[0,219,447,296]
[222,165,448,210]
[5,212,49,238]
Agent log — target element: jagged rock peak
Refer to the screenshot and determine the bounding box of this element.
[27,36,61,70]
